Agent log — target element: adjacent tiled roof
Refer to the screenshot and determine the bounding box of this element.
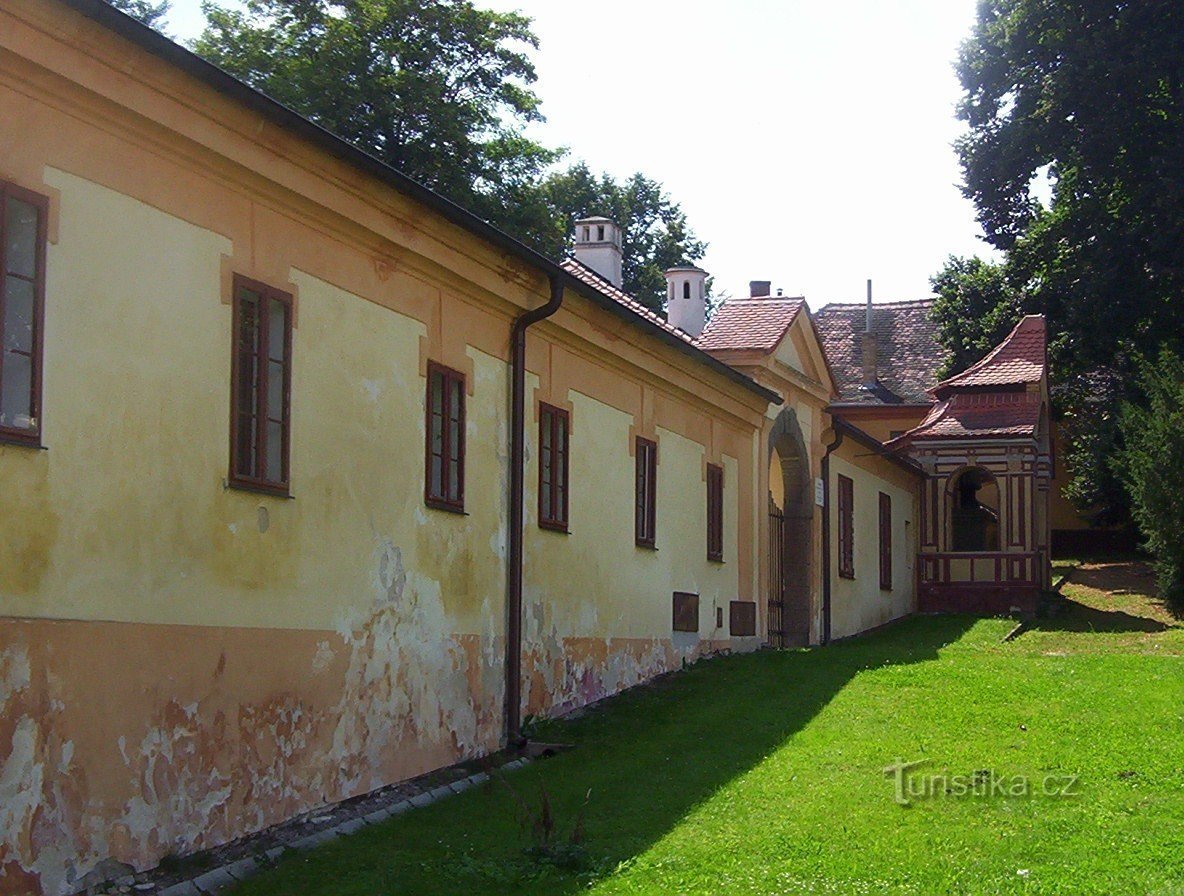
[694,297,805,352]
[933,315,1046,395]
[813,299,947,404]
[559,258,694,343]
[892,391,1044,442]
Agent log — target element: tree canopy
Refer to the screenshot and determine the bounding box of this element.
[522,164,707,313]
[193,0,706,313]
[937,0,1184,521]
[107,0,170,28]
[194,0,559,216]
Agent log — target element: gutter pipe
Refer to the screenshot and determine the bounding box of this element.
[505,274,565,744]
[820,425,845,645]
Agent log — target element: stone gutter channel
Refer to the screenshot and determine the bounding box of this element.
[86,754,534,896]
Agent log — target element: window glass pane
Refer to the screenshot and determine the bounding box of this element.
[267,359,285,420]
[0,349,32,429]
[4,198,38,279]
[3,276,34,353]
[540,479,551,516]
[265,420,284,481]
[430,372,443,418]
[267,299,287,363]
[235,413,256,477]
[448,457,460,498]
[541,412,552,454]
[430,454,443,496]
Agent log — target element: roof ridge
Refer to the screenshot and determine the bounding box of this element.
[816,298,935,312]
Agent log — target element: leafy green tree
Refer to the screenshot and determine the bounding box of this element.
[194,0,560,214]
[929,255,1021,378]
[1114,350,1184,606]
[107,0,170,28]
[515,163,707,313]
[943,0,1184,521]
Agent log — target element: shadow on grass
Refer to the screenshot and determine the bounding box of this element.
[236,615,979,896]
[1031,598,1171,634]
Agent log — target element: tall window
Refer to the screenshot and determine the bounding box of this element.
[837,474,855,578]
[706,463,724,562]
[879,492,892,590]
[230,276,292,494]
[426,363,465,511]
[0,182,48,445]
[635,437,657,547]
[683,281,691,299]
[538,403,569,531]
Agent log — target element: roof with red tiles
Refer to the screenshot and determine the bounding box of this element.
[559,258,696,343]
[694,297,805,353]
[891,391,1045,443]
[813,299,947,405]
[933,315,1046,396]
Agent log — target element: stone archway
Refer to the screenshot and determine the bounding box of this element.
[768,408,813,647]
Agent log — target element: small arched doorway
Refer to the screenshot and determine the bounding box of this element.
[768,408,812,647]
[949,467,1000,551]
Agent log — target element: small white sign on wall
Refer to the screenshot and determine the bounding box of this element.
[814,477,825,507]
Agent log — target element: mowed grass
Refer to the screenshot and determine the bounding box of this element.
[231,565,1184,895]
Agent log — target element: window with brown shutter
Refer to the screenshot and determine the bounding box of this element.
[538,403,569,531]
[425,363,465,512]
[879,491,892,590]
[706,463,724,562]
[0,182,48,446]
[837,474,855,579]
[672,591,698,632]
[635,436,657,547]
[229,276,292,495]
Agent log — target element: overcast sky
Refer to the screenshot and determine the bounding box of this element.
[165,0,995,306]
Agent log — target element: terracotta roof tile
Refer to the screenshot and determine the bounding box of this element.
[559,258,693,343]
[891,391,1044,443]
[934,315,1046,394]
[813,299,947,404]
[694,297,805,352]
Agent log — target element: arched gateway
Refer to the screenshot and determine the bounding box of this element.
[768,407,813,647]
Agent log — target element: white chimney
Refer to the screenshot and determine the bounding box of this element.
[572,216,623,287]
[664,265,708,338]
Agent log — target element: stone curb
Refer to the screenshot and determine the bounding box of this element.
[140,765,519,895]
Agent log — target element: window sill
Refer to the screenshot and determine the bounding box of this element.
[226,478,293,499]
[636,541,658,552]
[539,521,570,534]
[838,572,855,580]
[426,498,467,516]
[0,432,45,450]
[708,555,725,564]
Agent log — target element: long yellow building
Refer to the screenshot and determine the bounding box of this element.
[0,1,1051,893]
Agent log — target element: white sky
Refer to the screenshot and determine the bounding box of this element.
[165,0,996,306]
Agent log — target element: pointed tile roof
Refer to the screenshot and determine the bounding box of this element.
[694,297,805,353]
[889,315,1049,445]
[933,315,1046,396]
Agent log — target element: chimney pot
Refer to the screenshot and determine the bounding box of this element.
[665,265,708,338]
[749,280,772,298]
[572,216,623,287]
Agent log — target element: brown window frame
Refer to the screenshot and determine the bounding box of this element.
[0,182,49,447]
[729,600,756,636]
[879,492,893,590]
[706,463,724,562]
[837,474,855,579]
[635,436,658,548]
[538,403,570,532]
[228,275,293,497]
[425,362,466,513]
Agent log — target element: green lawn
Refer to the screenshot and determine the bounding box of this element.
[232,565,1184,895]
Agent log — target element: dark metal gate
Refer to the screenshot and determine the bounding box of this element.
[768,505,786,647]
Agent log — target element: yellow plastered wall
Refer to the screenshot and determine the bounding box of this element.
[828,446,918,640]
